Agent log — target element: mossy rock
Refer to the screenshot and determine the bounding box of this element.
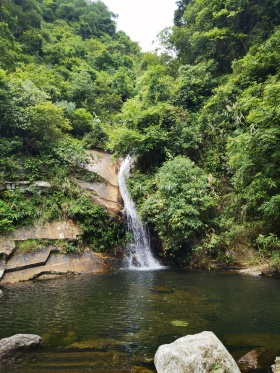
[170,320,189,327]
[42,328,76,347]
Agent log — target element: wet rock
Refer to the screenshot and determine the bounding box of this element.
[154,331,241,373]
[238,350,261,371]
[225,334,280,372]
[0,334,42,361]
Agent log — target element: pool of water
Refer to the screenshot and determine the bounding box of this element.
[0,269,280,372]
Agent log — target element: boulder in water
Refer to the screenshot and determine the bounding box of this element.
[0,334,42,361]
[154,331,241,373]
[237,349,262,371]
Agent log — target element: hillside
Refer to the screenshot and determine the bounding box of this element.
[1,0,280,271]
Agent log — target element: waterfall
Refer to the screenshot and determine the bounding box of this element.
[118,155,162,269]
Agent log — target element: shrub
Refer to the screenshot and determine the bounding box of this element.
[140,156,216,256]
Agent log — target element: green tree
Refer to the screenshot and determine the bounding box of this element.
[140,156,216,257]
[69,108,93,136]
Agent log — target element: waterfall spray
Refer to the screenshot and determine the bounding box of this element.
[118,155,162,269]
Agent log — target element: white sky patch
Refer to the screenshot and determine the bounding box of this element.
[102,0,177,51]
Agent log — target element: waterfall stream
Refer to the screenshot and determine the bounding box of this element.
[118,155,162,269]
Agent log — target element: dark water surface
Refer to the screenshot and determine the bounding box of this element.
[1,269,280,372]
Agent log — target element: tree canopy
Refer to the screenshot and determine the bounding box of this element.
[1,0,280,267]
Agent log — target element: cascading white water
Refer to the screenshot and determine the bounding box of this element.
[118,155,162,269]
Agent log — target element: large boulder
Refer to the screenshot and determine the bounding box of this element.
[154,331,241,373]
[0,334,42,360]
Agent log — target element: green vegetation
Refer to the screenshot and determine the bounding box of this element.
[108,0,280,267]
[0,0,280,267]
[16,239,78,253]
[0,0,136,252]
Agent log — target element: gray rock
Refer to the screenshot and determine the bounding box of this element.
[32,181,51,188]
[1,250,121,284]
[0,239,15,259]
[154,331,241,373]
[5,246,56,272]
[0,334,42,360]
[272,356,280,373]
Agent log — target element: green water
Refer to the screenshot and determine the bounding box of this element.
[0,269,280,372]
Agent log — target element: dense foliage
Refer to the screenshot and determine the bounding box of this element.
[109,0,280,267]
[0,0,139,250]
[1,0,280,267]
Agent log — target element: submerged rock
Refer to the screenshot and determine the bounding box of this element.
[0,334,42,361]
[154,331,241,373]
[238,349,261,371]
[42,328,76,347]
[67,338,126,350]
[170,320,189,327]
[150,286,174,294]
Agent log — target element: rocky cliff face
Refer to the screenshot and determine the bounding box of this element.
[79,150,122,215]
[0,220,121,284]
[0,151,124,284]
[0,220,82,260]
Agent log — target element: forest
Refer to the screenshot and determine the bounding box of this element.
[0,0,280,269]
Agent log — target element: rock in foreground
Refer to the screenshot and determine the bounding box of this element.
[154,331,241,373]
[0,334,42,360]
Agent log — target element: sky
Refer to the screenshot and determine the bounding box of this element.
[102,0,177,51]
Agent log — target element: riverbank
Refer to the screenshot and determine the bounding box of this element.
[0,216,279,285]
[0,244,278,286]
[0,220,123,285]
